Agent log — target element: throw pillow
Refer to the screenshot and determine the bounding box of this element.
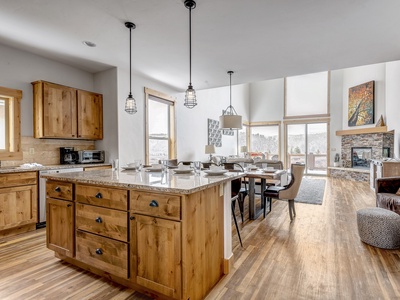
[396,188,400,196]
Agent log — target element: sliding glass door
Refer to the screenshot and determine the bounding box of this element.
[286,122,328,175]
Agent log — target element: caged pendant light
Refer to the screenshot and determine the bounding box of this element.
[184,0,197,109]
[219,71,242,130]
[124,21,137,114]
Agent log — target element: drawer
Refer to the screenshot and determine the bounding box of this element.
[76,230,128,279]
[0,172,37,188]
[76,203,128,242]
[76,185,128,210]
[130,191,181,220]
[46,180,73,201]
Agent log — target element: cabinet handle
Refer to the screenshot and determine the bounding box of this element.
[55,187,61,192]
[67,204,72,207]
[149,200,159,207]
[95,248,103,255]
[95,192,103,199]
[95,217,102,223]
[129,216,135,220]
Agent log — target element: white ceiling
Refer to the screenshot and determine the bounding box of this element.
[1,0,400,91]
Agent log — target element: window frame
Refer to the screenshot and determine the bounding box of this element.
[0,86,22,161]
[144,87,176,165]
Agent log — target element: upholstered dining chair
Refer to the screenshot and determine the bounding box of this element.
[263,163,305,221]
[222,163,248,223]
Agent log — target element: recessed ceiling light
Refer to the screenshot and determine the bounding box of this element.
[82,41,96,47]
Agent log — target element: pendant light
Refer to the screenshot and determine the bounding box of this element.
[124,21,137,114]
[184,0,197,109]
[220,71,242,129]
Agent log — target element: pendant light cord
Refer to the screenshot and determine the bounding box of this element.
[189,6,192,86]
[229,72,232,108]
[129,26,132,95]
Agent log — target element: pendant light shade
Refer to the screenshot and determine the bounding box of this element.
[220,71,242,130]
[125,21,137,114]
[184,0,197,109]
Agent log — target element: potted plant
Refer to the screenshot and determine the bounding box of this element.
[334,153,340,167]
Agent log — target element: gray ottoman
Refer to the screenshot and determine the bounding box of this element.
[357,207,400,249]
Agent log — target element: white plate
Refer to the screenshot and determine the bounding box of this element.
[204,170,228,176]
[262,169,276,173]
[173,169,193,174]
[145,167,163,172]
[121,166,139,170]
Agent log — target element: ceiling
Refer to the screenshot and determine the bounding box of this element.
[1,0,400,91]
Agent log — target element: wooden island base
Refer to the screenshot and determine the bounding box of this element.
[44,170,238,300]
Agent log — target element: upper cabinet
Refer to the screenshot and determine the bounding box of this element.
[32,81,103,140]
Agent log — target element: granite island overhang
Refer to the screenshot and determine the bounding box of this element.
[41,168,243,300]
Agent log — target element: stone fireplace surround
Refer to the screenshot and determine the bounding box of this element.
[329,130,394,182]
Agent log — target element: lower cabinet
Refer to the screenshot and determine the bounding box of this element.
[46,197,75,257]
[130,214,182,300]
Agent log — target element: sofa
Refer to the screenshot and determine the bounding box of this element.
[375,177,400,215]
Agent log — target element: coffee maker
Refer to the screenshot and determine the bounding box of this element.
[60,147,78,164]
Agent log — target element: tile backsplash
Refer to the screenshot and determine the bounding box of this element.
[1,136,95,167]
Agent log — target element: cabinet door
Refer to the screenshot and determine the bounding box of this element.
[43,82,77,138]
[0,185,37,230]
[77,90,103,140]
[130,214,181,299]
[46,198,74,257]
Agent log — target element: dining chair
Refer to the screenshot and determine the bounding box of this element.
[263,163,305,221]
[222,163,248,223]
[231,177,244,247]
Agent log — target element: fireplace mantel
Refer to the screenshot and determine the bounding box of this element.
[336,126,391,136]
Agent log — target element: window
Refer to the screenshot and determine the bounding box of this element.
[0,86,22,160]
[249,123,280,160]
[285,71,329,118]
[237,125,248,156]
[145,88,175,165]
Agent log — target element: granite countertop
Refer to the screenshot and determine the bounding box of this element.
[41,168,243,195]
[0,163,111,174]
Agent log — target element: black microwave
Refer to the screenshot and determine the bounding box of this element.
[77,150,105,164]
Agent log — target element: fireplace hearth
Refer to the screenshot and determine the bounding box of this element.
[352,147,372,169]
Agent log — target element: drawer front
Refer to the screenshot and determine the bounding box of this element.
[76,185,128,210]
[0,172,37,188]
[76,203,128,242]
[76,230,128,279]
[46,180,73,201]
[130,192,181,220]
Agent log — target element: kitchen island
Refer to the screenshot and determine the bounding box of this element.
[42,168,242,300]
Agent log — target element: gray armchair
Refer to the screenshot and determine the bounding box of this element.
[376,177,400,215]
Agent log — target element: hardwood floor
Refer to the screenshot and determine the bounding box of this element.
[1,177,399,299]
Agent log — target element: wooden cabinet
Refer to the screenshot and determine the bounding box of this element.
[32,80,103,140]
[130,191,182,299]
[0,172,37,238]
[130,214,181,299]
[46,180,74,257]
[75,184,129,279]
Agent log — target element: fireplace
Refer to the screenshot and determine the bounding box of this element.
[352,147,372,169]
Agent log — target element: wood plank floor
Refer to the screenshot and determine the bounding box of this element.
[1,177,399,300]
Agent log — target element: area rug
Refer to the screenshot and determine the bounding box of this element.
[295,177,326,205]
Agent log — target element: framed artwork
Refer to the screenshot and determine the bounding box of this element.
[208,118,222,147]
[348,80,374,126]
[222,129,234,136]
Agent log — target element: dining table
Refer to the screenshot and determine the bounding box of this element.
[245,169,286,220]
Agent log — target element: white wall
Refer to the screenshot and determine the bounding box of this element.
[0,43,95,137]
[385,61,400,158]
[116,67,180,167]
[341,63,386,130]
[94,68,119,164]
[175,83,250,162]
[329,69,344,164]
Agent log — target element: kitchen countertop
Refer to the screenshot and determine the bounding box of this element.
[41,168,243,194]
[0,163,111,174]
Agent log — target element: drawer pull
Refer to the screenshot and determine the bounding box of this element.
[95,248,103,255]
[95,192,103,199]
[54,186,61,192]
[129,216,135,220]
[149,200,159,207]
[95,217,103,223]
[67,204,72,207]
